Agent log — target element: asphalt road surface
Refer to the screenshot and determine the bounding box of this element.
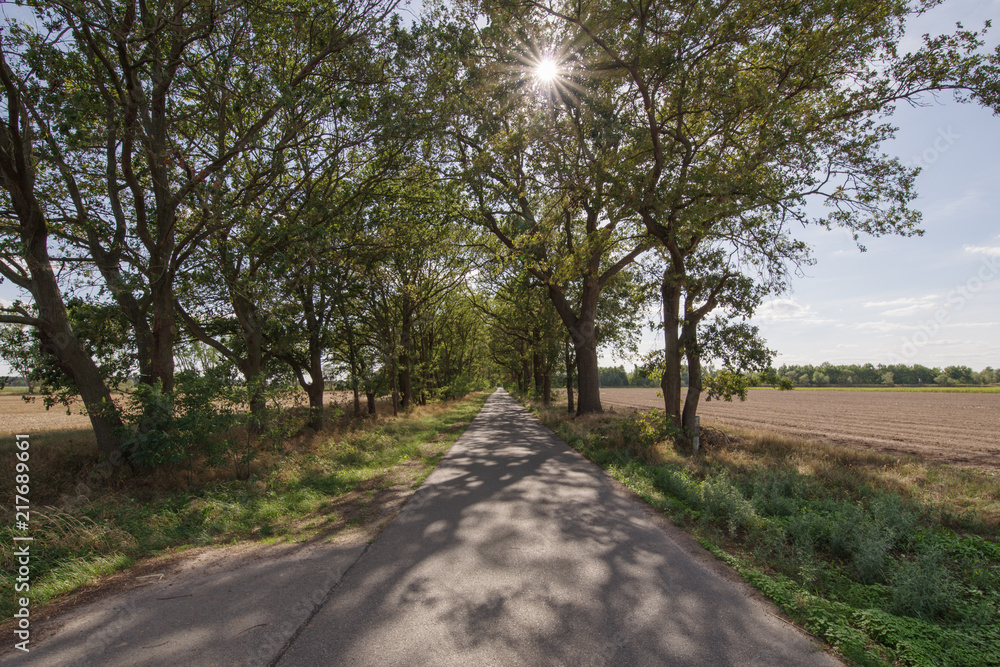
[275,389,840,666]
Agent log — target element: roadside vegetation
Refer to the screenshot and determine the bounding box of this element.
[0,392,488,619]
[519,394,1000,667]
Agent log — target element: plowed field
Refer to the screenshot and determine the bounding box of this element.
[600,388,1000,471]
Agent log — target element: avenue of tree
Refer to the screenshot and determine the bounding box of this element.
[1,0,997,468]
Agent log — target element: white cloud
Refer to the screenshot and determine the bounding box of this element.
[855,321,925,333]
[964,244,1000,258]
[881,304,935,317]
[755,299,828,323]
[863,296,936,308]
[862,295,940,317]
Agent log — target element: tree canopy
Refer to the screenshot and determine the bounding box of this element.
[1,0,996,466]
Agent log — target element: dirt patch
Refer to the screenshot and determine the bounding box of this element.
[600,388,1000,472]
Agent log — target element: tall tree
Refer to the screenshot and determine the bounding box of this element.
[3,0,395,392]
[1,36,127,462]
[521,0,991,436]
[435,11,650,413]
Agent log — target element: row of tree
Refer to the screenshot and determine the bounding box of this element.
[0,1,503,467]
[2,0,999,469]
[766,363,997,387]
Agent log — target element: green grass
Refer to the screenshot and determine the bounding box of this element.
[753,386,1000,393]
[520,395,1000,667]
[0,392,488,618]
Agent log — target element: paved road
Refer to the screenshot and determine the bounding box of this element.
[4,389,840,666]
[276,389,839,666]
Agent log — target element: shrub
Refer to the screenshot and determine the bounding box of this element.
[121,371,303,479]
[699,473,761,536]
[889,544,961,622]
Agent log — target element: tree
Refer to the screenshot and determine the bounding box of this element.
[1,36,127,463]
[367,170,473,409]
[1,0,397,462]
[8,0,370,391]
[520,0,991,439]
[598,366,628,388]
[0,321,42,393]
[435,10,651,413]
[474,267,563,403]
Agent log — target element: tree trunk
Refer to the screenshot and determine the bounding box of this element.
[37,326,127,466]
[307,381,324,430]
[661,270,684,427]
[149,207,178,392]
[338,300,363,418]
[241,313,266,420]
[366,390,376,416]
[307,335,325,430]
[542,371,551,406]
[545,276,602,415]
[399,305,413,409]
[390,353,399,417]
[573,332,602,415]
[238,342,266,432]
[564,339,574,413]
[532,344,543,397]
[682,332,703,444]
[19,214,126,463]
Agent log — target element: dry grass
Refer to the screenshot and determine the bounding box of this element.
[542,401,1000,539]
[0,393,94,434]
[693,421,1000,536]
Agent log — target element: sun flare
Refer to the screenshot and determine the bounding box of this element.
[535,58,558,83]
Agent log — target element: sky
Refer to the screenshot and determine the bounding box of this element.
[612,0,1000,372]
[2,0,998,374]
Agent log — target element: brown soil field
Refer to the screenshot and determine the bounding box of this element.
[0,393,93,435]
[600,388,1000,471]
[0,390,397,438]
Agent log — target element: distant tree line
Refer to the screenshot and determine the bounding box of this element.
[596,365,674,389]
[590,362,998,390]
[756,363,997,387]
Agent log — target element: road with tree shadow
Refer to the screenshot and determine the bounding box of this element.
[275,389,840,666]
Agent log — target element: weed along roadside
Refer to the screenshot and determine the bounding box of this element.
[0,392,489,629]
[514,393,1000,667]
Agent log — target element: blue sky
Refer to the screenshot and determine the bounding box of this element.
[615,0,1000,372]
[746,0,1000,371]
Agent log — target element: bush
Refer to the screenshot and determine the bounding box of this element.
[889,544,961,621]
[121,371,303,479]
[700,473,761,535]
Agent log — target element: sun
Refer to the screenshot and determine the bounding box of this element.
[535,58,558,83]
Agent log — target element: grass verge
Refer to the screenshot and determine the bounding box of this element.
[0,392,488,619]
[519,395,1000,667]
